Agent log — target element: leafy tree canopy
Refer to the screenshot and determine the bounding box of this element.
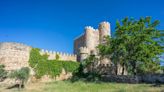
[98,17,164,75]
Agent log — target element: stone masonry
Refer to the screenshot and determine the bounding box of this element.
[0,42,32,71]
[40,49,77,61]
[74,21,111,62]
[0,42,77,71]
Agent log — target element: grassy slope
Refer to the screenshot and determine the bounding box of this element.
[1,81,164,92]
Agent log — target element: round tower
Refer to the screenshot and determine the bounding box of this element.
[98,21,111,44]
[85,26,94,49]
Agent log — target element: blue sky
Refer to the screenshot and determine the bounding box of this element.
[0,0,164,55]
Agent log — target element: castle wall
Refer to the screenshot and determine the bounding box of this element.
[0,42,77,72]
[74,34,85,55]
[0,42,31,71]
[40,49,77,61]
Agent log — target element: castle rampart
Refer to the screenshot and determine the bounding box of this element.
[40,49,77,61]
[0,42,77,72]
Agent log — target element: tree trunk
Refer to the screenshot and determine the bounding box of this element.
[115,63,118,75]
[132,62,136,75]
[19,82,21,89]
[22,80,25,88]
[121,63,125,75]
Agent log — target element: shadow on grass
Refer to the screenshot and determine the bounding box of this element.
[151,83,162,87]
[6,84,24,89]
[70,74,164,87]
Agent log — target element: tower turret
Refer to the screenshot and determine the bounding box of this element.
[85,26,95,50]
[98,21,111,44]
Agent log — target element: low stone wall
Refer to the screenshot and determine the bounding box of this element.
[140,74,164,83]
[101,74,164,84]
[101,75,140,83]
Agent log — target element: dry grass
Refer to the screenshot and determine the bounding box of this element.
[0,81,164,92]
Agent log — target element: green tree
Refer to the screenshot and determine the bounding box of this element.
[99,17,164,75]
[55,54,60,60]
[161,66,164,73]
[9,67,30,89]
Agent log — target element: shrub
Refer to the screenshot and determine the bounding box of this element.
[9,67,30,89]
[0,64,7,81]
[71,55,101,82]
[161,66,164,73]
[55,54,60,60]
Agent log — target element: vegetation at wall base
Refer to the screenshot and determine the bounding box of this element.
[161,66,164,73]
[71,56,101,82]
[9,67,30,89]
[0,64,7,82]
[29,48,79,78]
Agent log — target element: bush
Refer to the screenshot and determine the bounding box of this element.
[9,67,30,89]
[71,56,101,82]
[161,66,164,73]
[55,54,60,60]
[0,64,7,81]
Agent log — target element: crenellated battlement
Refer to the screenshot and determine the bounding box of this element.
[79,47,89,54]
[85,26,96,31]
[40,49,77,61]
[99,21,110,25]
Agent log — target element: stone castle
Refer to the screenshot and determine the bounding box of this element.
[74,21,111,61]
[0,21,111,71]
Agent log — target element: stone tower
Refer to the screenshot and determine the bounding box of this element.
[74,21,111,61]
[99,22,111,44]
